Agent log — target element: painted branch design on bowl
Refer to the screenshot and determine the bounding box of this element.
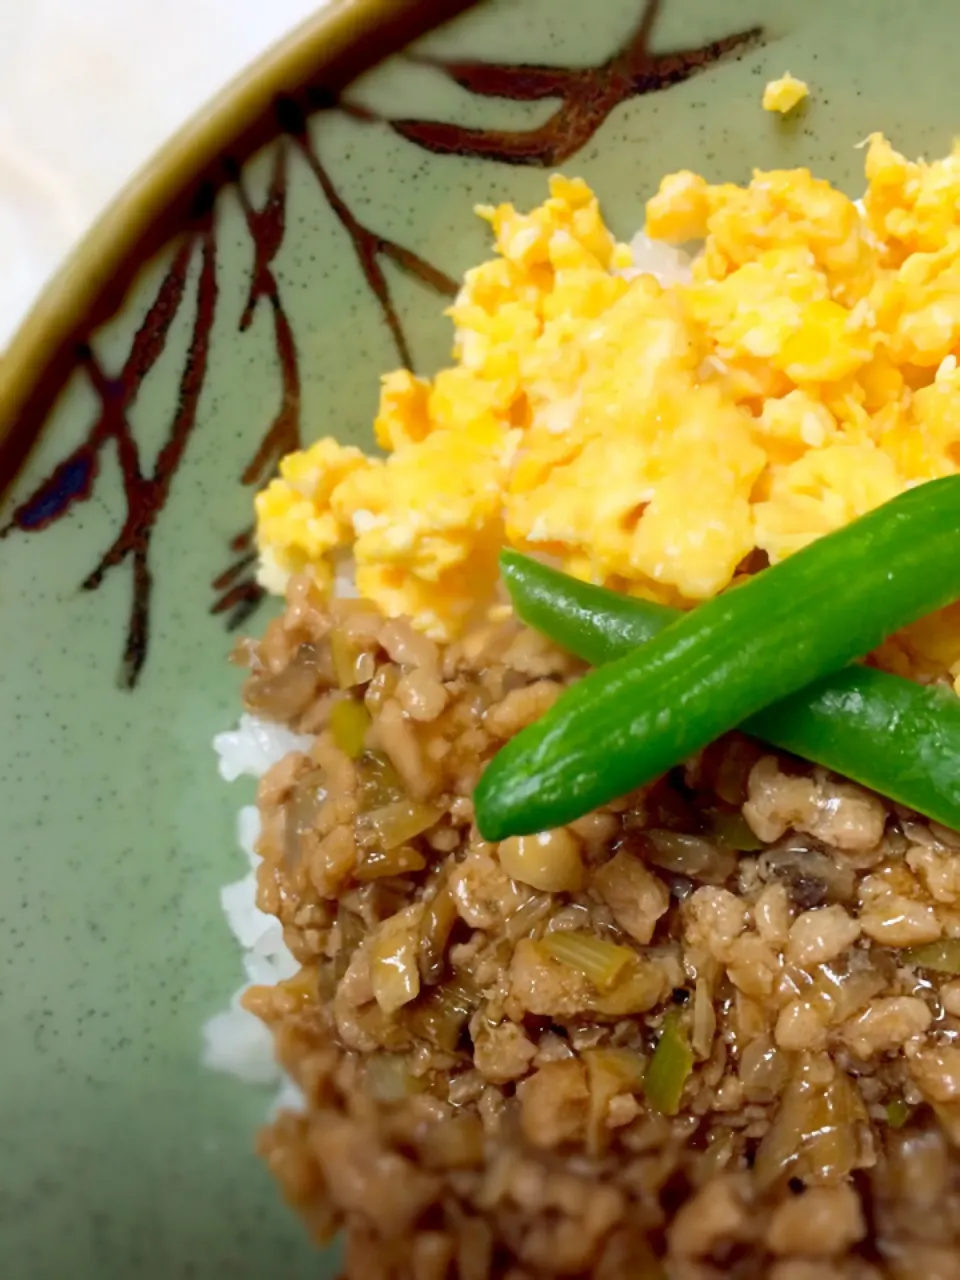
[1,214,217,687]
[2,129,456,687]
[212,121,459,636]
[0,0,764,687]
[389,0,762,166]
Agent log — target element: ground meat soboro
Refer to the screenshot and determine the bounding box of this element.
[238,575,960,1279]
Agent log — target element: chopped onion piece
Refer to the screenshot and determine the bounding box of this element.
[358,751,406,810]
[906,939,960,974]
[330,628,376,689]
[539,930,635,991]
[503,893,553,943]
[357,844,427,881]
[754,1062,864,1190]
[330,698,371,759]
[707,809,765,852]
[365,799,442,851]
[334,908,365,981]
[244,643,323,719]
[284,767,328,870]
[418,884,459,985]
[739,1034,790,1103]
[407,978,477,1052]
[592,960,666,1016]
[365,1052,421,1101]
[369,907,422,1014]
[417,1113,485,1170]
[584,1047,646,1155]
[691,977,716,1060]
[645,829,736,885]
[644,1011,693,1117]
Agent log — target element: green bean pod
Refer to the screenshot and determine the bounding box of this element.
[502,547,960,832]
[475,477,960,840]
[500,549,674,664]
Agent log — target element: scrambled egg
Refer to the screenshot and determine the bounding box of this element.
[763,73,809,114]
[256,139,960,687]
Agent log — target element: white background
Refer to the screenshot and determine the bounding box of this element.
[0,0,325,348]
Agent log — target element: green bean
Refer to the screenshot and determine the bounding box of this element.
[498,549,960,832]
[475,477,960,839]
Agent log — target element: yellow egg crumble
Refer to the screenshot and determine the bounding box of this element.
[255,137,960,690]
[763,73,809,114]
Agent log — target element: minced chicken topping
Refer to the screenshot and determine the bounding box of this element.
[237,576,960,1279]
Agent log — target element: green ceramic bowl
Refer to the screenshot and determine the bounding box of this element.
[3,0,960,1274]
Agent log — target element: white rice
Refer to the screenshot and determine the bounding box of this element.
[202,717,312,1110]
[621,230,696,287]
[201,230,692,1105]
[212,714,313,783]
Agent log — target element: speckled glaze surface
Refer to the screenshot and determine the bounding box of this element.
[3,0,960,1274]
